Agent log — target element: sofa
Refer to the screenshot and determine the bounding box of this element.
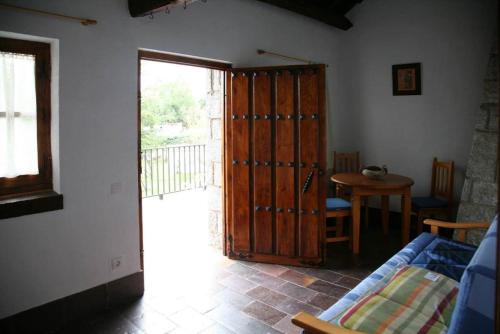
[293,217,497,334]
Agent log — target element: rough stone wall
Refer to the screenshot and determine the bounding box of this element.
[457,40,498,245]
[206,70,224,249]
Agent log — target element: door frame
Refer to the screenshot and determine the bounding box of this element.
[137,50,232,270]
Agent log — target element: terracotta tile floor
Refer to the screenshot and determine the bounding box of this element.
[58,191,406,333]
[59,249,375,333]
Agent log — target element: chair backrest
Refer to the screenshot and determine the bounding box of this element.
[430,157,454,202]
[448,216,497,334]
[332,151,360,174]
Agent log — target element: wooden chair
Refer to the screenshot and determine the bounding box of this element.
[332,151,369,228]
[333,151,360,176]
[326,198,351,245]
[412,158,455,234]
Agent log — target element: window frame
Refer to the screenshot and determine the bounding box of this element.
[0,37,53,198]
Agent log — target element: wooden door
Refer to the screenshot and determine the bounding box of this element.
[225,65,326,267]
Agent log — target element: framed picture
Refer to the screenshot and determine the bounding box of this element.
[392,63,421,95]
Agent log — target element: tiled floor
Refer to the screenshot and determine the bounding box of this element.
[58,191,405,333]
[59,252,369,334]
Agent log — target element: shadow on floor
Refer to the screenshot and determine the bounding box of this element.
[57,206,418,334]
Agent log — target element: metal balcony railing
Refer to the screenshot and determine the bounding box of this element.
[141,144,206,198]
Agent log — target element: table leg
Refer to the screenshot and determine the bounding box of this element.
[401,188,411,245]
[381,195,389,235]
[352,195,361,254]
[363,196,370,229]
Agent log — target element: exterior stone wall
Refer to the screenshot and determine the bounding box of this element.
[457,40,498,245]
[206,70,224,249]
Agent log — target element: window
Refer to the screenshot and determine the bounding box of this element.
[0,37,53,198]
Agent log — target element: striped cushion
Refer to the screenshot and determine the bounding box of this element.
[320,232,437,322]
[336,266,459,334]
[448,217,497,334]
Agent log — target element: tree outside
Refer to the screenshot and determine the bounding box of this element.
[140,60,209,150]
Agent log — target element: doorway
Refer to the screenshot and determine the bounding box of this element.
[133,53,373,333]
[137,51,230,291]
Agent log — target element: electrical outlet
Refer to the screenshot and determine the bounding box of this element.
[111,256,123,271]
[110,182,122,195]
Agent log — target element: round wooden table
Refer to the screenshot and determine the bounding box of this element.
[331,173,414,254]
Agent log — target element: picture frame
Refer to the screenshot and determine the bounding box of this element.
[392,63,421,95]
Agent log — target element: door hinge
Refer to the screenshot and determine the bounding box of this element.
[236,252,253,260]
[299,259,322,267]
[228,234,234,256]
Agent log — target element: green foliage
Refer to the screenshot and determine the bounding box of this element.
[141,80,207,150]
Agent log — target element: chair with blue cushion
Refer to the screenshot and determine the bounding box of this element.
[332,151,370,229]
[412,157,454,234]
[326,197,351,244]
[332,151,360,199]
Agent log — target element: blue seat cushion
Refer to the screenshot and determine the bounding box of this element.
[448,217,497,334]
[326,198,351,211]
[412,196,448,210]
[410,237,477,281]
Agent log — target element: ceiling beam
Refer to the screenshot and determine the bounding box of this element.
[255,0,353,30]
[129,0,170,17]
[128,0,199,17]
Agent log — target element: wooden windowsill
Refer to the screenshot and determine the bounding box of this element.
[0,191,63,219]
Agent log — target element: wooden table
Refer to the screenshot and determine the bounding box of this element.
[331,173,414,255]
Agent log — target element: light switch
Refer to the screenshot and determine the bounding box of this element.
[110,182,122,195]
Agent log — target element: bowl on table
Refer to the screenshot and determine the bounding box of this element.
[361,165,387,179]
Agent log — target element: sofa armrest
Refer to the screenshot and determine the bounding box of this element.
[423,219,491,242]
[291,312,364,334]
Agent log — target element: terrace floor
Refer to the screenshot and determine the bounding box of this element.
[59,190,405,333]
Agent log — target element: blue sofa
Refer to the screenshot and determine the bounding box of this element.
[293,217,497,333]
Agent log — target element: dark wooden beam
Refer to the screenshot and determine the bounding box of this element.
[128,0,359,30]
[128,0,199,17]
[129,0,171,17]
[255,0,353,30]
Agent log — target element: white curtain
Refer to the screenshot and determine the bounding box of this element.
[0,52,39,178]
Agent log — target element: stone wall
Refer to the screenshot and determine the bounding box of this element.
[206,70,224,249]
[457,40,498,244]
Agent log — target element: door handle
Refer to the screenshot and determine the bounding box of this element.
[302,170,315,194]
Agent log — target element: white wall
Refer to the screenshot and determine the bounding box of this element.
[0,0,342,318]
[334,0,497,209]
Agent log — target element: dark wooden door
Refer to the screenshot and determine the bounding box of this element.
[225,65,326,267]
